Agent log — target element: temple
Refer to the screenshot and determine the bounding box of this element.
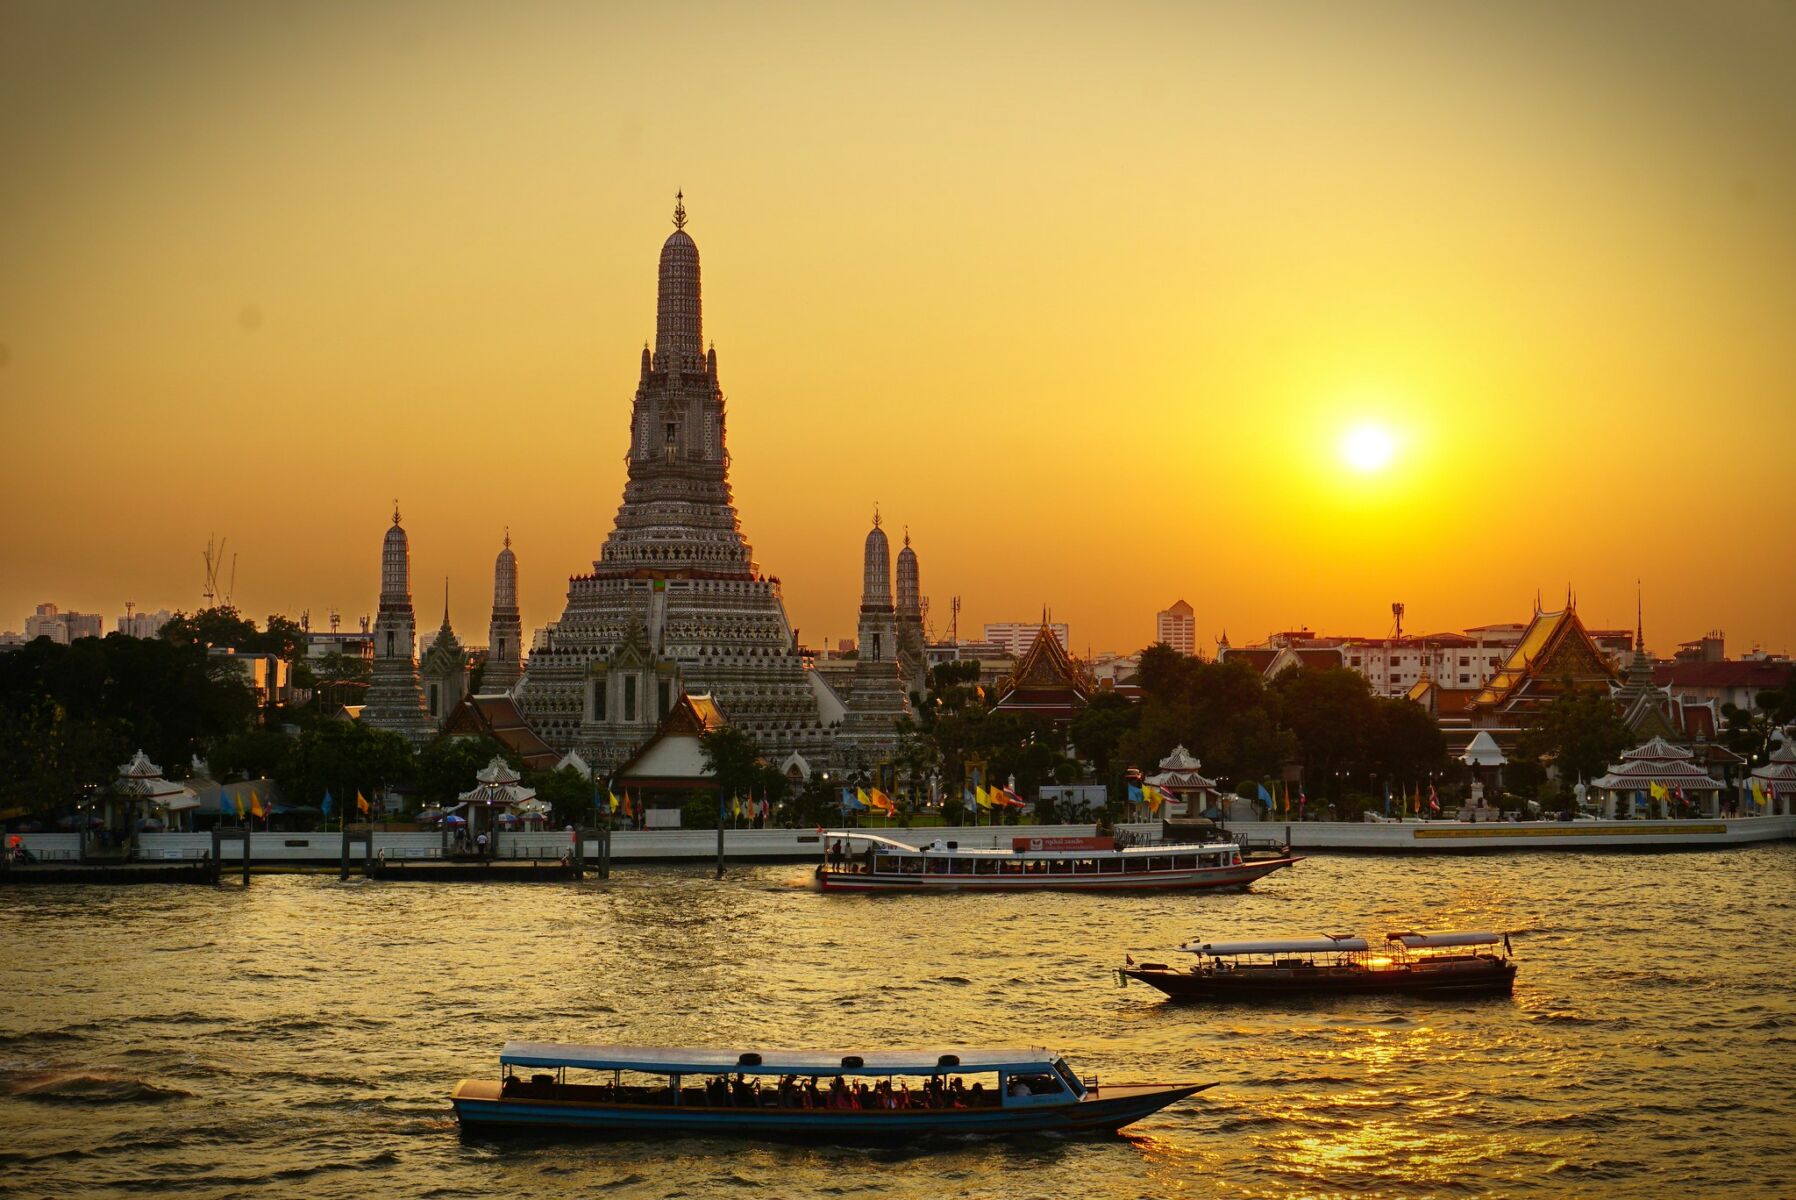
[518,198,833,770]
[895,530,926,697]
[993,616,1094,727]
[361,505,434,746]
[420,581,468,725]
[833,511,915,772]
[485,532,523,694]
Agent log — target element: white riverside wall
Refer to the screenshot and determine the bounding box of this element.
[14,817,1791,866]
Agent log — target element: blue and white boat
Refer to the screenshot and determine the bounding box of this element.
[451,1041,1213,1139]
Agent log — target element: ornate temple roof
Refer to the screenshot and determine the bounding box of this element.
[458,755,537,807]
[1146,744,1216,791]
[1468,605,1619,712]
[993,621,1091,721]
[439,693,561,770]
[1752,735,1796,794]
[1619,735,1693,762]
[1590,757,1722,790]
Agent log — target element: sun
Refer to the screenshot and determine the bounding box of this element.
[1339,424,1397,474]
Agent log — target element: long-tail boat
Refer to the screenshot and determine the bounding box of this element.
[451,1041,1214,1139]
[814,831,1299,894]
[1120,930,1518,999]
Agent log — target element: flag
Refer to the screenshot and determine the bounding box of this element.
[871,789,896,816]
[219,790,233,816]
[1143,784,1164,814]
[321,791,334,817]
[1426,783,1439,814]
[233,790,245,820]
[249,790,265,819]
[1383,782,1391,817]
[608,789,620,813]
[1256,782,1274,813]
[759,797,770,821]
[731,796,743,820]
[1001,788,1026,809]
[976,785,993,810]
[1649,781,1667,802]
[356,790,370,816]
[1126,783,1143,809]
[1750,778,1765,809]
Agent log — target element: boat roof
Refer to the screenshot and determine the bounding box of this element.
[822,831,1237,856]
[1183,935,1369,956]
[1386,930,1502,948]
[498,1041,1061,1077]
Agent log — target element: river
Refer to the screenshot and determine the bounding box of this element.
[2,846,1792,1199]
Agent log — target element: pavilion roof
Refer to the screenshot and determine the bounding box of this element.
[438,693,561,770]
[1469,607,1619,711]
[1620,735,1693,762]
[1590,758,1722,790]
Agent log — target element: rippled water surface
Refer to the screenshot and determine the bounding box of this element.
[3,847,1794,1199]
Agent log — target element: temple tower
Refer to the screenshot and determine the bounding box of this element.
[834,510,914,773]
[518,197,832,769]
[362,504,433,745]
[895,530,926,696]
[485,531,523,693]
[420,581,468,724]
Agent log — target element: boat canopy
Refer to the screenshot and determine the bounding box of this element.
[822,831,1238,858]
[498,1041,1062,1077]
[1386,931,1501,949]
[1182,936,1369,956]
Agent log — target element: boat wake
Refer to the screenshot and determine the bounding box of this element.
[3,1070,194,1105]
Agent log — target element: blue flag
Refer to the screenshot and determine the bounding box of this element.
[1127,783,1144,807]
[321,791,334,816]
[1257,782,1274,811]
[218,789,232,814]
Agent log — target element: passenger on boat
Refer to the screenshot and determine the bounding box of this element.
[803,1077,821,1108]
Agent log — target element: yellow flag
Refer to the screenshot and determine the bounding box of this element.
[976,785,992,810]
[233,790,245,820]
[856,787,872,811]
[356,790,370,815]
[248,789,264,818]
[1144,784,1164,814]
[608,790,620,813]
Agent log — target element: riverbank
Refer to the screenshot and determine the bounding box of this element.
[5,814,1791,882]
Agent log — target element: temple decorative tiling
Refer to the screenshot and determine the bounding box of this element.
[361,505,434,746]
[518,198,833,770]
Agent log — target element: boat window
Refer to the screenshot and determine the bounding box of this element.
[1148,857,1168,872]
[976,857,999,874]
[1050,859,1073,874]
[1198,853,1217,867]
[1174,856,1197,870]
[1102,857,1124,873]
[1124,856,1147,873]
[875,855,901,872]
[1001,859,1024,874]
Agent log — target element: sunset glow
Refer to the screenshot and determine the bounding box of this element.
[2,4,1794,653]
[1340,425,1398,474]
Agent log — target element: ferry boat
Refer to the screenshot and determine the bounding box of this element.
[814,831,1299,894]
[1120,930,1518,999]
[451,1041,1213,1139]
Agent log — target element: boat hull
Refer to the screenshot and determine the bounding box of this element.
[451,1081,1209,1140]
[816,856,1298,894]
[1123,960,1517,1000]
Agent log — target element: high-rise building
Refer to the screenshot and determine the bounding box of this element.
[24,603,103,644]
[834,512,914,772]
[116,608,174,638]
[1155,599,1196,655]
[484,532,523,694]
[360,505,433,744]
[518,196,832,769]
[984,621,1069,658]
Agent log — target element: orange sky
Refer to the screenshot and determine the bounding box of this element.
[3,1,1794,656]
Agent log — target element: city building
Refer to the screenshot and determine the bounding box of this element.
[1655,632,1795,712]
[360,505,434,745]
[207,648,293,707]
[1155,600,1196,656]
[833,511,915,772]
[984,621,1069,657]
[23,603,103,644]
[517,197,833,770]
[116,607,174,638]
[484,532,524,694]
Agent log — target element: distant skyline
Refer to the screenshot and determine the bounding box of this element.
[3,2,1794,656]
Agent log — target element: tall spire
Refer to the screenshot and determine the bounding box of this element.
[442,576,450,628]
[393,500,401,527]
[1636,579,1645,654]
[655,192,703,368]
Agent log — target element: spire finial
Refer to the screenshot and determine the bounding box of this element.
[1636,578,1644,652]
[393,500,401,526]
[904,525,910,548]
[872,503,881,530]
[673,190,687,231]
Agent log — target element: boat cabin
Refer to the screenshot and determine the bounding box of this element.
[491,1042,1091,1112]
[825,832,1244,878]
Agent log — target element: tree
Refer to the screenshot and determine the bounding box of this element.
[274,720,414,813]
[1367,697,1449,784]
[1516,682,1634,787]
[208,729,294,782]
[530,765,594,826]
[414,735,515,809]
[159,606,259,652]
[1069,691,1139,779]
[1270,666,1379,800]
[699,726,763,821]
